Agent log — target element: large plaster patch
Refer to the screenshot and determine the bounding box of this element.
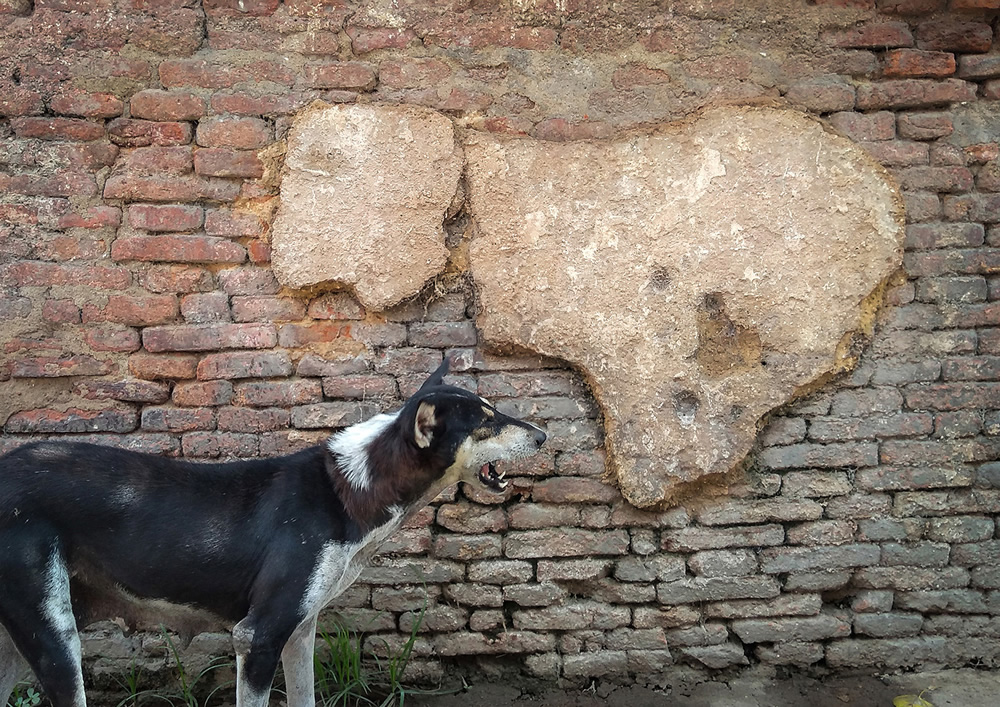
[271,104,462,310]
[465,107,904,508]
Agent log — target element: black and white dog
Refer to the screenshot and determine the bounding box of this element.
[0,360,546,707]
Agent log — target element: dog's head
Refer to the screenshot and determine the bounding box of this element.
[398,358,547,493]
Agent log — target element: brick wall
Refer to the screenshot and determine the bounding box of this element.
[2,0,1000,687]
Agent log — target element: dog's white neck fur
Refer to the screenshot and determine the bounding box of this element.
[326,412,399,491]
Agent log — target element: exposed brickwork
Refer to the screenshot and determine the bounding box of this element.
[1,0,999,689]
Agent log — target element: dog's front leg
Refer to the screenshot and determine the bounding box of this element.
[280,615,317,707]
[233,616,299,707]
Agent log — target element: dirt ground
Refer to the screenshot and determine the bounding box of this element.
[412,668,1000,706]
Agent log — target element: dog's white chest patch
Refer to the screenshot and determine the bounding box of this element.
[299,506,404,616]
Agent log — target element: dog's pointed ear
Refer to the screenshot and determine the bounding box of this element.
[417,358,450,393]
[413,402,437,449]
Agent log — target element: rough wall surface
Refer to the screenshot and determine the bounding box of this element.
[271,103,462,309]
[1,0,1000,692]
[466,107,904,508]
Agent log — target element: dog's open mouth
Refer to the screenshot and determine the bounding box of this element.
[478,462,508,491]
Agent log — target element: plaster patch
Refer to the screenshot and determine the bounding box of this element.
[465,107,904,508]
[271,103,463,310]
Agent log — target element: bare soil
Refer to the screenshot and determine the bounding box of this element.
[412,668,1000,707]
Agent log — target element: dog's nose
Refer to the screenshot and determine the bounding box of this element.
[533,428,547,447]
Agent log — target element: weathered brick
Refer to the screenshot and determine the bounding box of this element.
[958,54,1000,81]
[75,380,170,404]
[758,442,878,470]
[182,431,259,458]
[897,112,954,140]
[883,49,956,78]
[180,292,231,323]
[5,407,138,434]
[128,203,204,232]
[129,352,198,380]
[823,22,913,49]
[196,350,291,380]
[827,111,895,141]
[290,401,381,429]
[688,549,758,577]
[808,414,934,442]
[217,406,289,433]
[530,477,620,504]
[760,544,879,573]
[916,19,993,52]
[786,519,856,545]
[854,566,970,591]
[657,577,781,604]
[513,600,630,630]
[431,630,554,656]
[784,78,856,113]
[896,166,974,193]
[880,438,1000,466]
[144,323,276,353]
[11,117,106,142]
[857,465,974,490]
[1,262,131,290]
[85,327,142,353]
[783,570,853,592]
[50,91,125,119]
[130,90,206,121]
[661,525,784,556]
[854,612,924,638]
[196,116,271,150]
[706,594,822,620]
[113,235,246,263]
[916,276,988,303]
[862,140,930,167]
[141,406,215,432]
[467,559,533,585]
[107,119,193,147]
[895,589,988,613]
[194,149,264,179]
[855,79,976,110]
[505,529,628,559]
[140,265,214,294]
[826,636,948,668]
[173,380,234,407]
[302,62,376,90]
[231,380,321,407]
[882,541,951,567]
[732,614,851,644]
[82,294,179,326]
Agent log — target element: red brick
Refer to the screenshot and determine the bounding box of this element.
[108,118,193,147]
[531,477,621,504]
[82,294,179,326]
[958,55,1000,81]
[85,326,142,353]
[307,292,365,320]
[883,49,956,78]
[0,204,38,225]
[560,25,636,53]
[0,173,99,199]
[141,406,215,432]
[204,209,263,237]
[897,112,954,140]
[117,146,194,176]
[855,78,977,110]
[197,350,292,380]
[57,206,122,229]
[379,59,452,89]
[140,265,215,294]
[130,90,206,121]
[231,296,306,322]
[194,149,264,179]
[950,0,1000,6]
[182,431,259,458]
[916,20,993,53]
[277,321,348,347]
[160,59,294,88]
[1,262,130,289]
[128,204,204,232]
[55,143,121,171]
[895,166,973,193]
[247,240,271,264]
[828,111,896,141]
[217,406,288,432]
[129,352,199,380]
[104,174,241,202]
[302,62,376,90]
[283,0,352,18]
[0,86,44,116]
[532,119,614,142]
[942,194,1000,222]
[288,30,340,55]
[904,248,1000,276]
[196,117,271,149]
[143,322,277,352]
[10,355,114,378]
[982,79,1000,99]
[965,144,1000,165]
[210,91,317,116]
[321,374,397,399]
[112,235,246,263]
[877,0,946,13]
[50,91,124,119]
[173,380,235,407]
[218,268,280,295]
[861,140,930,167]
[42,299,80,323]
[346,26,417,54]
[824,22,914,49]
[233,379,322,407]
[10,117,106,142]
[180,292,231,323]
[905,222,985,249]
[204,0,280,16]
[75,379,171,404]
[5,408,137,434]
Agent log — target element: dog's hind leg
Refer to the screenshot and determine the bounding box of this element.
[0,623,29,707]
[0,540,86,707]
[279,615,317,707]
